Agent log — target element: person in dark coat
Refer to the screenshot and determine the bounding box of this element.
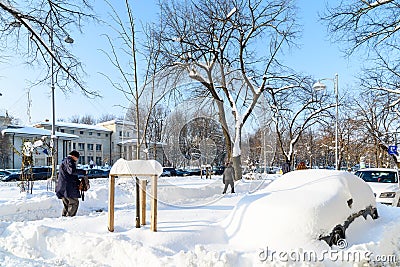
[222,162,235,194]
[282,160,291,174]
[56,150,81,217]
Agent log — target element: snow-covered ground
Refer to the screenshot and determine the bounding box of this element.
[0,171,399,266]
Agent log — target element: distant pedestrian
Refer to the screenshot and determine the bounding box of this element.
[222,162,235,194]
[296,161,307,170]
[282,160,290,174]
[55,150,82,217]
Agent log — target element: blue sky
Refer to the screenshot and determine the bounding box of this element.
[0,0,362,125]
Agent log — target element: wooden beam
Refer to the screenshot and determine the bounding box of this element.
[140,179,147,225]
[150,175,158,232]
[108,175,115,232]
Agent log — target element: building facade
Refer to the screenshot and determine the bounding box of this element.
[97,120,164,164]
[34,121,113,167]
[1,120,164,169]
[1,126,78,169]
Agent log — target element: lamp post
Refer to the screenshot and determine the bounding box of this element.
[49,16,74,183]
[313,73,339,170]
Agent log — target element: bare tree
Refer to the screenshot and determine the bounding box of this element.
[353,89,400,167]
[0,0,98,96]
[101,0,168,160]
[323,0,398,55]
[97,113,118,123]
[155,0,300,179]
[266,77,334,168]
[79,114,96,125]
[323,1,400,109]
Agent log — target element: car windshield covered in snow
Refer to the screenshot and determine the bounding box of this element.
[355,169,398,183]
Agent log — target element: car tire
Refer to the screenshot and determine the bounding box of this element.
[330,226,345,246]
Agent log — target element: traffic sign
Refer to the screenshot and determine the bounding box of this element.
[388,145,397,155]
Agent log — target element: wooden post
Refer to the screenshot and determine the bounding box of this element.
[108,175,115,232]
[150,175,158,232]
[140,179,147,225]
[135,177,140,228]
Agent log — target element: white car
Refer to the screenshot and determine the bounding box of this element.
[354,168,400,206]
[224,169,378,247]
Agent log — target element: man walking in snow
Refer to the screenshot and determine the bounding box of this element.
[56,150,82,217]
[282,160,290,174]
[222,162,235,194]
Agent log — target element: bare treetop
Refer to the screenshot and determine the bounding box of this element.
[0,0,98,96]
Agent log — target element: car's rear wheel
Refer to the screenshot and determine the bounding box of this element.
[330,226,345,246]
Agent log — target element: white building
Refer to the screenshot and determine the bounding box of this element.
[1,120,165,169]
[1,126,78,169]
[34,121,113,166]
[97,120,165,164]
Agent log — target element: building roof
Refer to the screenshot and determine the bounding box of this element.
[35,121,112,132]
[2,126,78,140]
[97,119,136,127]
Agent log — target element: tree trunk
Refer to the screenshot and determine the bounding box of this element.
[232,155,242,181]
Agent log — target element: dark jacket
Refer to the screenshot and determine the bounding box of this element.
[223,165,235,184]
[282,162,290,174]
[56,156,81,199]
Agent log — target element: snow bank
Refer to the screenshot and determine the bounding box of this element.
[0,172,399,266]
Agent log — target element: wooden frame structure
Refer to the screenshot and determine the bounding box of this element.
[107,159,162,232]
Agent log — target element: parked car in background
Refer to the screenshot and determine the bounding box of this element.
[212,166,225,175]
[354,168,400,206]
[175,169,190,176]
[162,167,177,176]
[84,169,110,179]
[5,169,21,174]
[2,166,52,182]
[0,170,12,180]
[187,168,203,176]
[161,168,172,177]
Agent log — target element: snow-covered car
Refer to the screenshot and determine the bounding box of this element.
[161,169,171,177]
[0,170,12,181]
[354,168,400,206]
[224,169,378,247]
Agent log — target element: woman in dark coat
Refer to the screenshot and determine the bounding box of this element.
[55,150,81,217]
[222,162,235,194]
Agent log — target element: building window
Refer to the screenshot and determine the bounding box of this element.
[119,131,122,137]
[80,131,84,135]
[60,129,65,133]
[87,144,94,151]
[96,144,102,151]
[70,130,75,134]
[96,157,102,166]
[106,133,109,137]
[97,133,101,136]
[89,132,93,136]
[73,143,76,150]
[78,143,85,150]
[87,156,94,165]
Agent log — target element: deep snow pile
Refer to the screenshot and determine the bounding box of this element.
[0,171,399,266]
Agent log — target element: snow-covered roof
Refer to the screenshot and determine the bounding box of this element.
[117,139,164,146]
[97,119,136,127]
[35,121,112,132]
[2,126,78,139]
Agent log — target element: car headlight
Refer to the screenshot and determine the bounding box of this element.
[379,192,396,198]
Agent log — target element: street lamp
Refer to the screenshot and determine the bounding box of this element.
[313,73,339,170]
[49,18,74,183]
